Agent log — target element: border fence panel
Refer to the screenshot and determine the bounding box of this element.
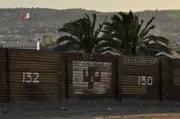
[0,48,8,102]
[8,49,62,101]
[118,56,160,100]
[167,59,180,100]
[64,53,118,99]
[1,48,180,102]
[160,59,171,101]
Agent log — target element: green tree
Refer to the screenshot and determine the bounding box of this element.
[102,11,172,56]
[54,13,107,53]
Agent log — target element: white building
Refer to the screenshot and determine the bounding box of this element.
[33,34,44,45]
[2,42,40,50]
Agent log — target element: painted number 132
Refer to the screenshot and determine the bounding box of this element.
[23,72,40,83]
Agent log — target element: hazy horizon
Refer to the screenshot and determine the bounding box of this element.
[0,0,180,12]
[0,7,179,13]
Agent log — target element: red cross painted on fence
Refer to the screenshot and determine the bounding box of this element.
[83,66,101,89]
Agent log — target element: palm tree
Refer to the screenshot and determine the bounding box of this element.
[54,13,107,53]
[102,11,171,56]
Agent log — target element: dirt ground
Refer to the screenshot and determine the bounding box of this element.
[94,114,180,119]
[0,99,180,119]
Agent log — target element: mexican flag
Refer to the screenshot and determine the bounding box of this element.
[24,12,32,20]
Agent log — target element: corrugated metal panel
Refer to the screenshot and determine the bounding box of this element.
[159,59,170,101]
[118,56,160,100]
[167,59,180,100]
[8,49,62,101]
[0,48,8,102]
[64,52,118,99]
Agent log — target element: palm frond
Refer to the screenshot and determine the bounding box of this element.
[54,41,79,52]
[56,36,79,45]
[95,47,118,54]
[91,13,97,35]
[94,40,123,53]
[146,35,170,45]
[141,16,155,32]
[147,43,172,54]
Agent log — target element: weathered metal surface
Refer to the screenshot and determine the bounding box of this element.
[72,60,112,94]
[0,48,8,102]
[118,56,160,100]
[157,58,170,101]
[2,49,180,101]
[64,53,118,99]
[8,49,62,101]
[167,59,180,100]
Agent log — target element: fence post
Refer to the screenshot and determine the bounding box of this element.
[117,56,122,101]
[116,56,120,101]
[168,59,173,100]
[6,48,10,102]
[159,60,162,102]
[58,53,62,100]
[65,56,69,100]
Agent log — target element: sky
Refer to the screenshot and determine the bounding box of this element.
[0,0,179,12]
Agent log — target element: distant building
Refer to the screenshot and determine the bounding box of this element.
[43,34,53,46]
[2,42,40,50]
[33,33,56,46]
[33,34,44,45]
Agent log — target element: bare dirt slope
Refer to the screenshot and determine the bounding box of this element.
[0,99,180,119]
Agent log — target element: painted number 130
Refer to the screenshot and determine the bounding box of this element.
[23,72,40,83]
[138,76,153,86]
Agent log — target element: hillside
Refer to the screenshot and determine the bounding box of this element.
[0,8,180,48]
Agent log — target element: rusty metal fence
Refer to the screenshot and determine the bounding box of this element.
[0,49,8,102]
[8,49,62,101]
[63,52,118,99]
[164,59,180,100]
[118,56,160,100]
[1,48,180,102]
